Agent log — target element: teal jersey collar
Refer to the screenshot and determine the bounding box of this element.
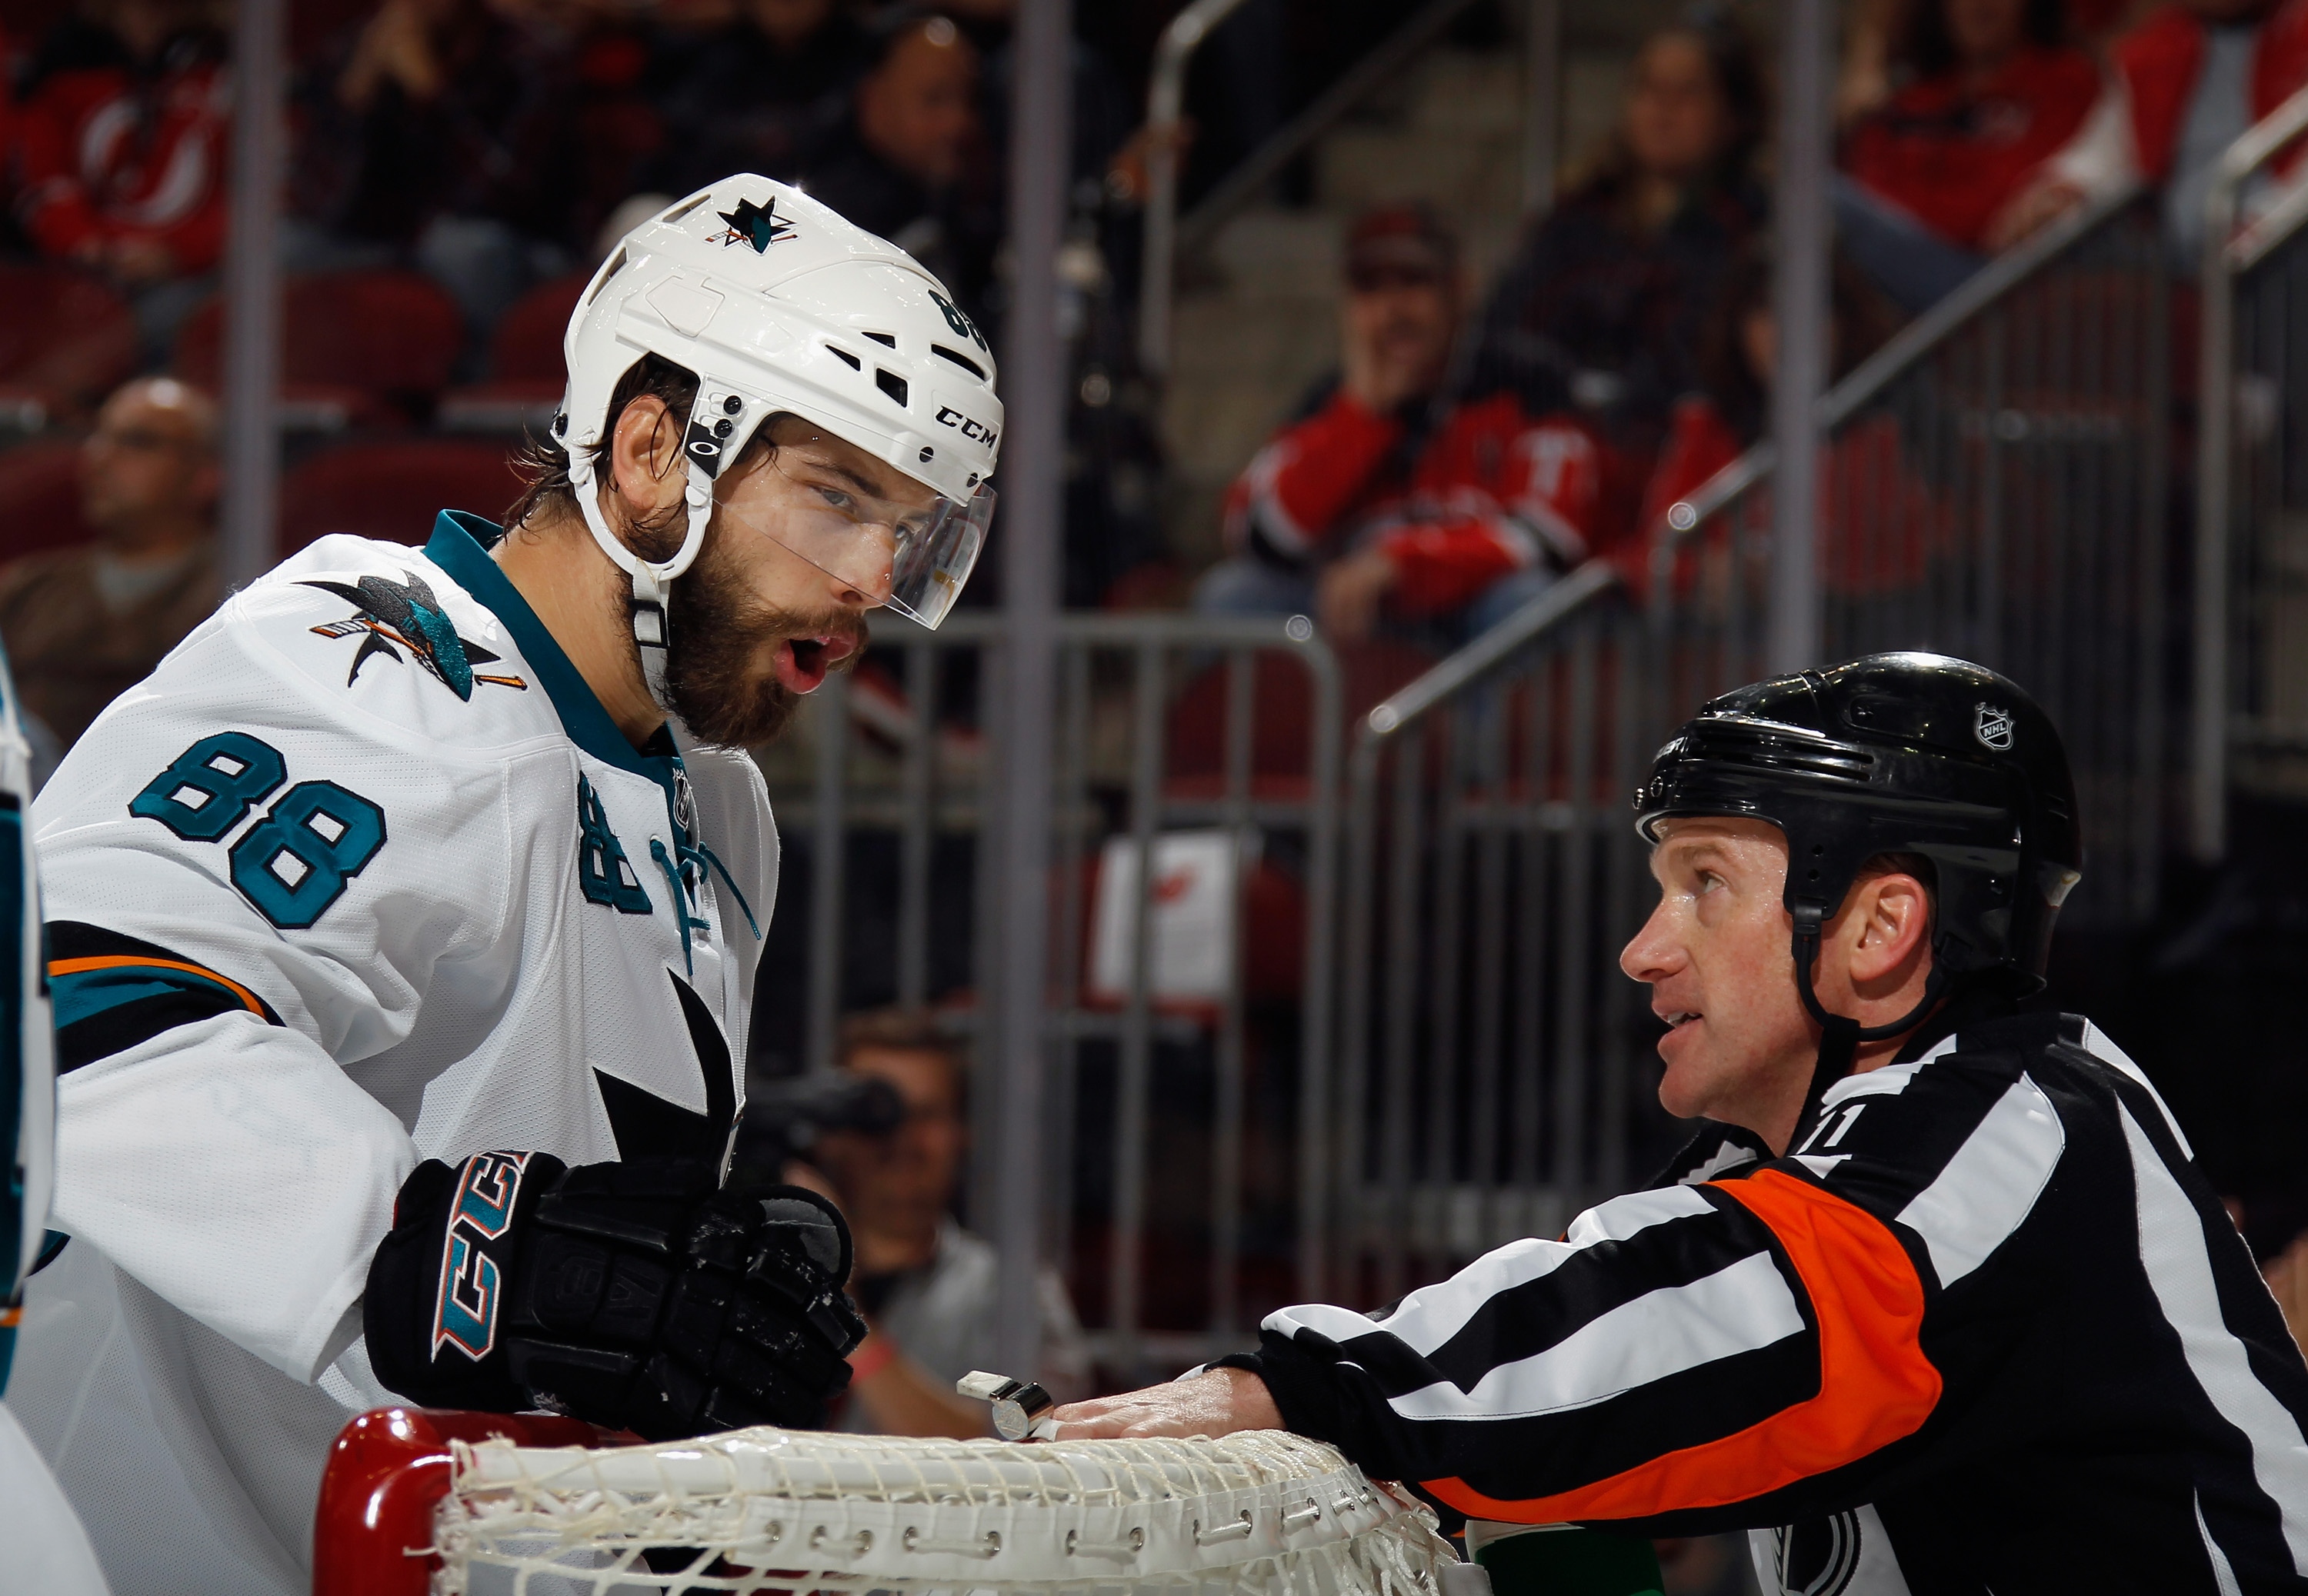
[424,510,671,779]
[422,510,758,961]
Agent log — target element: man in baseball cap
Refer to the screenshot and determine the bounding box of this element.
[1198,200,1602,648]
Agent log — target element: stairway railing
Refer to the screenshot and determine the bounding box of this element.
[761,183,2185,1371]
[1137,0,1505,378]
[2196,82,2308,848]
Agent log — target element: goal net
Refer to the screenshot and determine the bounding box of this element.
[316,1407,1458,1596]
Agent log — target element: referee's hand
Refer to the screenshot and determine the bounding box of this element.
[1046,1365,1282,1441]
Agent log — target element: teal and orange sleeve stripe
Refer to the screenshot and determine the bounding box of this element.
[47,921,281,1073]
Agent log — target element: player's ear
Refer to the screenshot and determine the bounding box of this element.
[597,395,691,551]
[607,395,684,508]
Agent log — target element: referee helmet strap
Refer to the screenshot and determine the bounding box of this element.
[1790,908,1947,1139]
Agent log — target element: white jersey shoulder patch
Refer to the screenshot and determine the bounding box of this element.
[205,536,562,758]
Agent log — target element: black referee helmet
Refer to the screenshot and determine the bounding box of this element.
[1633,653,2083,1105]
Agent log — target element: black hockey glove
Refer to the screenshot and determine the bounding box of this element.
[366,1151,866,1440]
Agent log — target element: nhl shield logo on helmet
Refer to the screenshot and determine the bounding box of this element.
[1974,703,2016,751]
[1634,651,2081,988]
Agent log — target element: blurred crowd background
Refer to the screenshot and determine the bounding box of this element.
[5,5,2308,1585]
[0,0,2273,681]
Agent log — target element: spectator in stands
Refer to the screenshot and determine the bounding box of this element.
[2003,0,2308,262]
[0,377,219,751]
[1464,10,1767,457]
[292,0,582,346]
[1837,0,2129,131]
[1834,0,2102,312]
[801,1009,1091,1438]
[891,0,1161,610]
[802,13,1002,320]
[15,0,232,362]
[644,0,872,198]
[1197,204,1603,648]
[562,25,671,253]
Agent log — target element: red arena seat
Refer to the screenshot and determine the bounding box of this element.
[176,272,467,428]
[489,273,588,382]
[278,440,527,556]
[437,273,588,433]
[0,265,138,421]
[0,440,95,564]
[1166,637,1435,800]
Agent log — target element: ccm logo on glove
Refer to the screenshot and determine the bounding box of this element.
[433,1150,534,1360]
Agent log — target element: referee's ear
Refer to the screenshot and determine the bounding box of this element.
[1839,868,1935,993]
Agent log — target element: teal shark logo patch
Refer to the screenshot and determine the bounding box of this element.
[303,573,526,701]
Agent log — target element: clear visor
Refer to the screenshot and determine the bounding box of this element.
[716,425,994,629]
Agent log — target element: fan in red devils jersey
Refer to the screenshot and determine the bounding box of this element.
[1054,653,2308,1595]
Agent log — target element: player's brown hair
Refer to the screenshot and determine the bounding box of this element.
[504,353,776,555]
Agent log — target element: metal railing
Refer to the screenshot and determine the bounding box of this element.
[1327,563,1653,1306]
[1316,186,2177,1303]
[221,0,286,585]
[762,180,2183,1361]
[2200,84,2308,836]
[1659,185,2174,929]
[1136,0,1502,378]
[762,611,1339,1383]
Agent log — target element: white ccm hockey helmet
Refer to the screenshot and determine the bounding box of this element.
[555,175,1002,692]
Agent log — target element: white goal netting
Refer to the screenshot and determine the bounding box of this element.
[429,1425,1455,1596]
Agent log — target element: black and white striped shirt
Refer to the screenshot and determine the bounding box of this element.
[1242,1010,2308,1594]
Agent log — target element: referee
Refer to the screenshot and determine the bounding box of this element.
[1053,654,2308,1594]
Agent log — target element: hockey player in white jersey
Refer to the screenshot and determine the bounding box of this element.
[0,641,109,1595]
[4,175,1002,1595]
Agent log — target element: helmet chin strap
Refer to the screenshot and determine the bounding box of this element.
[1789,904,1946,1143]
[566,444,714,711]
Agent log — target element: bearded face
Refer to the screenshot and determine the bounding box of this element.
[655,517,867,748]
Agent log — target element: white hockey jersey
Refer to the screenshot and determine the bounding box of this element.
[4,511,776,1596]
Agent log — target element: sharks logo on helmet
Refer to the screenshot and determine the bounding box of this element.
[303,574,528,700]
[710,195,796,253]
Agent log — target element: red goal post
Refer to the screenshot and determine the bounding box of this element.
[315,1408,631,1595]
